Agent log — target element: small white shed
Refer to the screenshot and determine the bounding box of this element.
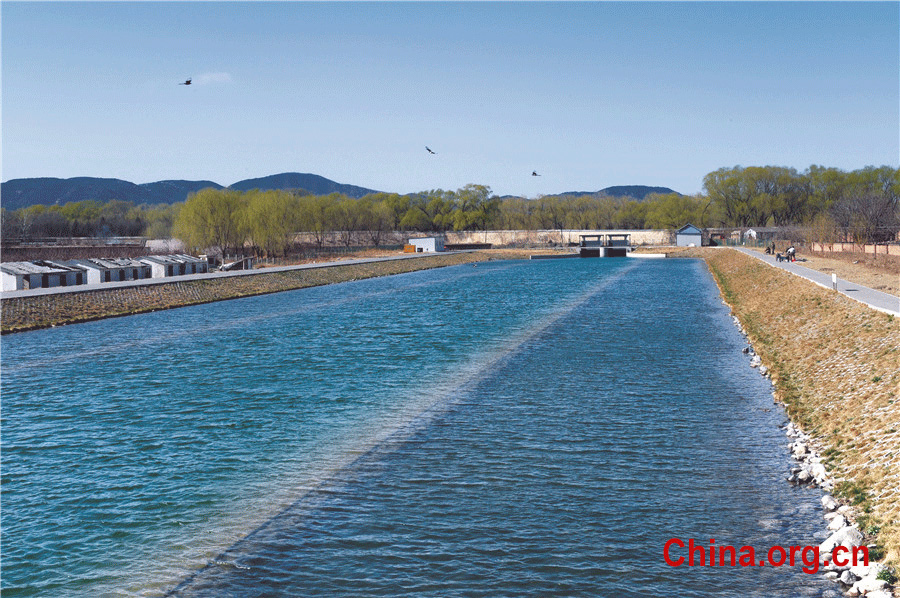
[140,254,209,278]
[408,237,445,253]
[675,224,703,247]
[67,258,152,284]
[0,261,83,290]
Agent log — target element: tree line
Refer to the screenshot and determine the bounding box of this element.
[3,165,898,254]
[1,199,180,242]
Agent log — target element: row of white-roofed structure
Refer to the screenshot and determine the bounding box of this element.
[0,254,208,291]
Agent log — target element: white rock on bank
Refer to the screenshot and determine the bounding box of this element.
[849,561,884,579]
[822,495,839,511]
[849,575,888,595]
[824,559,852,573]
[827,515,847,531]
[839,569,858,585]
[820,526,864,555]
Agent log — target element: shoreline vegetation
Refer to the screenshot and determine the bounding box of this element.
[2,247,897,587]
[697,248,899,592]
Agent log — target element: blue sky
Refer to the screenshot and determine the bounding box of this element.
[2,2,898,197]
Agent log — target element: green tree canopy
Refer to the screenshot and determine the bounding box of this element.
[174,188,247,253]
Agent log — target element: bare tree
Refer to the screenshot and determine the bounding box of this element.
[830,189,899,244]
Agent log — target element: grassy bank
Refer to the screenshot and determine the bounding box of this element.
[698,248,900,564]
[0,251,519,334]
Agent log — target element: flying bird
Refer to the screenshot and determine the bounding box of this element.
[532,171,541,176]
[425,146,436,154]
[179,78,192,86]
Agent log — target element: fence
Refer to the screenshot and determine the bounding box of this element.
[809,242,900,257]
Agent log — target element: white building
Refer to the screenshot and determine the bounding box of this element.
[66,258,150,284]
[1,261,84,291]
[66,258,152,284]
[407,237,445,253]
[675,224,703,247]
[139,254,209,278]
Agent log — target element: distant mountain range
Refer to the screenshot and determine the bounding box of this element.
[1,174,678,210]
[548,185,680,200]
[0,173,381,210]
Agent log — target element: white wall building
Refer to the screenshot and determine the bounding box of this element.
[1,261,84,291]
[408,237,445,253]
[140,254,209,278]
[67,258,152,284]
[675,224,703,247]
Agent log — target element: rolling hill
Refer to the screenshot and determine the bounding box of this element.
[1,175,678,211]
[1,173,379,210]
[227,173,378,198]
[552,185,680,200]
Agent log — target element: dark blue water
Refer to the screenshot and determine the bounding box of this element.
[1,258,834,596]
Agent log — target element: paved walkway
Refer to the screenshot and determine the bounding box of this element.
[735,247,900,316]
[0,252,449,300]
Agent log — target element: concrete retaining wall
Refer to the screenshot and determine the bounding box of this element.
[286,229,672,247]
[443,229,672,246]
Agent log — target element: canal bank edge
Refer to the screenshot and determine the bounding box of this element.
[698,247,899,593]
[0,251,508,334]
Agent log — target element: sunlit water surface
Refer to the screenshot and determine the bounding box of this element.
[2,258,835,597]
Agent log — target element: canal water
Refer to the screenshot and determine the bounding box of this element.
[1,258,836,597]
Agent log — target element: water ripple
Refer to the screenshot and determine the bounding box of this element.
[2,259,833,597]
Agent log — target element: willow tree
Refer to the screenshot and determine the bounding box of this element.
[643,193,709,229]
[244,190,297,256]
[174,188,247,254]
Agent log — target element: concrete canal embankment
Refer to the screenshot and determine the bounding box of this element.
[698,248,900,575]
[0,251,507,334]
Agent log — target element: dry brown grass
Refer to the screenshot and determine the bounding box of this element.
[701,248,900,565]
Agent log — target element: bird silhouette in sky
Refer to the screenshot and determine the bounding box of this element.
[532,171,541,176]
[179,78,192,86]
[425,146,436,154]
